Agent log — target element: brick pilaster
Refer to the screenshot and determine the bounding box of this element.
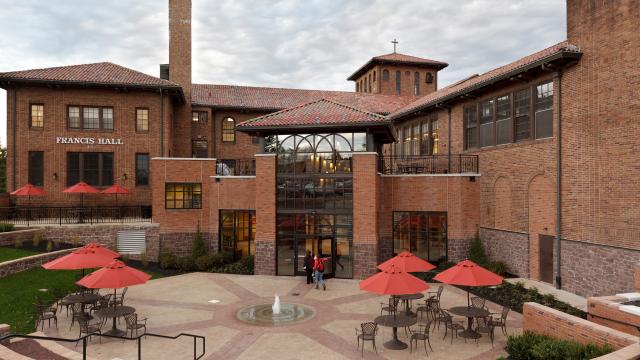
[254,154,276,275]
[352,153,379,279]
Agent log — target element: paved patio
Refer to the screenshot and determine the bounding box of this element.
[42,273,522,360]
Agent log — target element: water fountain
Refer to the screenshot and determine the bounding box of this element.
[237,294,315,326]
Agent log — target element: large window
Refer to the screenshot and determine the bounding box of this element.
[192,140,208,158]
[192,111,208,123]
[411,124,420,155]
[535,82,554,139]
[220,210,255,258]
[28,151,44,187]
[135,153,149,186]
[67,106,113,130]
[222,117,235,142]
[165,183,202,209]
[393,212,447,263]
[514,89,531,141]
[414,72,420,96]
[464,105,478,149]
[496,95,512,144]
[395,71,402,95]
[479,100,495,147]
[67,152,113,186]
[30,104,44,128]
[136,108,149,132]
[382,69,389,81]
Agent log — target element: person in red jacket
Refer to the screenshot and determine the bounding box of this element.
[313,255,326,291]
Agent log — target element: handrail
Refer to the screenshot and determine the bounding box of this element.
[0,331,206,360]
[0,205,152,226]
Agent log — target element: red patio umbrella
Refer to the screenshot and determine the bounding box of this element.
[42,247,116,271]
[100,184,129,207]
[10,184,47,227]
[377,251,436,273]
[360,264,429,296]
[76,260,151,336]
[63,182,99,207]
[83,242,120,258]
[433,259,504,307]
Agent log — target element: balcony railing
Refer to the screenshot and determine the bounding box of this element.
[378,155,479,175]
[216,159,256,176]
[0,206,152,226]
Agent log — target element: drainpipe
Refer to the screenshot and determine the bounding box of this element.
[12,87,17,190]
[554,70,563,290]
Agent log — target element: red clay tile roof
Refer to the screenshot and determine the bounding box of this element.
[0,62,180,89]
[390,41,581,120]
[236,98,389,129]
[192,84,415,115]
[347,52,448,80]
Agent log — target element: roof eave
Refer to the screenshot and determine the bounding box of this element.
[347,59,449,81]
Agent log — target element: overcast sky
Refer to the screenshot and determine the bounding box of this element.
[0,0,566,146]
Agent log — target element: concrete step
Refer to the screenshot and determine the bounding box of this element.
[0,343,34,360]
[31,332,99,360]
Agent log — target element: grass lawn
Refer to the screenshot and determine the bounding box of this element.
[0,247,41,263]
[0,266,166,334]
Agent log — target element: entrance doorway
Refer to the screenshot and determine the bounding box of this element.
[539,234,554,283]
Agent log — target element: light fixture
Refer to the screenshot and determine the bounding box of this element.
[122,173,128,181]
[52,173,58,180]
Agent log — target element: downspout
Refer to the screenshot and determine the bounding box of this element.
[160,89,165,156]
[554,70,563,289]
[12,87,17,190]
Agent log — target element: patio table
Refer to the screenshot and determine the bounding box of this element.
[374,314,417,350]
[397,293,424,317]
[64,293,101,319]
[448,306,489,339]
[96,305,135,337]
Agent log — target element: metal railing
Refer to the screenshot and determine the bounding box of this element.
[216,159,256,176]
[378,155,479,175]
[0,206,152,226]
[0,331,205,360]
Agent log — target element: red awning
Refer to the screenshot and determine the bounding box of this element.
[42,247,116,270]
[359,264,429,296]
[377,251,436,273]
[10,184,47,196]
[76,260,151,289]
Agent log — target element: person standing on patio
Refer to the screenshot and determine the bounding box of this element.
[304,251,314,285]
[314,255,326,291]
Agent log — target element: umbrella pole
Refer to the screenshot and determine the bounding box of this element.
[467,289,470,308]
[27,194,30,228]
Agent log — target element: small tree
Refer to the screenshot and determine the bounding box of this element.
[192,230,207,258]
[468,236,488,266]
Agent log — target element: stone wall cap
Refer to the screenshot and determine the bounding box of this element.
[151,157,218,161]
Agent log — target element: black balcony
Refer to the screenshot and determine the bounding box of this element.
[216,159,256,176]
[378,155,479,175]
[0,206,152,226]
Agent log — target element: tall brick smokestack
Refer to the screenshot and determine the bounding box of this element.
[169,0,192,157]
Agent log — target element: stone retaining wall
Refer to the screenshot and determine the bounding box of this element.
[0,228,43,246]
[479,227,529,277]
[158,231,216,258]
[0,248,77,278]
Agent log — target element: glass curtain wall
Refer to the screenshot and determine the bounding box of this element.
[220,210,256,259]
[393,212,448,263]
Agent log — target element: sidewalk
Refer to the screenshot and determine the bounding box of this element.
[506,278,587,311]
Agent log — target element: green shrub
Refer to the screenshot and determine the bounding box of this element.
[45,241,53,253]
[14,235,23,248]
[468,236,488,265]
[486,261,508,276]
[219,256,254,275]
[506,331,613,360]
[32,232,43,247]
[177,256,196,272]
[195,255,218,272]
[159,253,178,269]
[220,251,234,265]
[122,254,130,263]
[192,231,207,259]
[0,223,15,232]
[71,237,81,248]
[140,252,149,267]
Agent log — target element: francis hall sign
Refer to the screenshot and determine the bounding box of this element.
[56,137,124,145]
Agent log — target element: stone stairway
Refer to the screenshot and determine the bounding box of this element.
[0,332,99,360]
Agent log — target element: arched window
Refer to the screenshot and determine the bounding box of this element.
[356,82,360,92]
[425,72,434,84]
[364,77,368,93]
[414,72,420,96]
[382,69,389,81]
[368,73,372,92]
[395,71,401,95]
[222,117,235,142]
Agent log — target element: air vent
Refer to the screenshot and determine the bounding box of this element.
[117,230,146,254]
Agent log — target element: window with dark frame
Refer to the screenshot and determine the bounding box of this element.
[464,105,478,149]
[479,99,495,147]
[414,72,420,96]
[220,209,256,258]
[383,69,389,81]
[395,71,402,95]
[393,211,448,263]
[496,94,512,144]
[535,81,554,139]
[191,139,208,158]
[136,108,149,132]
[67,106,114,130]
[66,152,114,187]
[222,117,235,142]
[368,73,372,92]
[28,151,44,187]
[364,77,368,93]
[411,123,420,155]
[165,183,202,209]
[30,104,44,128]
[192,111,208,123]
[514,88,531,141]
[135,153,149,186]
[425,72,434,84]
[403,126,411,156]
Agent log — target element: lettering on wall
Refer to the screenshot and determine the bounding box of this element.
[56,137,124,145]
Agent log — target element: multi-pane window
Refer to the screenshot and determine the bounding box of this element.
[30,104,44,128]
[68,106,113,130]
[480,100,494,147]
[430,120,439,154]
[414,72,420,96]
[136,108,149,132]
[165,183,202,209]
[66,152,114,186]
[192,140,208,158]
[425,72,434,84]
[192,111,208,123]
[535,82,554,139]
[220,210,256,258]
[382,69,389,81]
[496,95,512,144]
[135,153,149,186]
[368,74,372,92]
[412,124,420,155]
[28,151,44,187]
[514,89,531,141]
[393,212,447,263]
[222,117,235,142]
[403,126,411,156]
[464,105,478,149]
[396,71,401,95]
[364,78,368,93]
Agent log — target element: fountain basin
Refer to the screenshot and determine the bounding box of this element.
[236,303,316,326]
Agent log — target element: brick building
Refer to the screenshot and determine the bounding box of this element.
[0,0,638,296]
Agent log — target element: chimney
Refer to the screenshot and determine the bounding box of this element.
[168,0,191,97]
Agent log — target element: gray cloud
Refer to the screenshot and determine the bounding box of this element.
[0,0,566,145]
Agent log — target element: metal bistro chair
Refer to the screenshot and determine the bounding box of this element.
[90,294,112,315]
[491,306,510,336]
[409,319,434,355]
[35,304,58,331]
[416,299,435,321]
[355,322,378,356]
[112,287,128,307]
[440,310,465,344]
[427,286,444,317]
[470,296,488,327]
[475,316,496,347]
[77,317,103,346]
[69,303,86,330]
[380,296,400,316]
[124,313,147,338]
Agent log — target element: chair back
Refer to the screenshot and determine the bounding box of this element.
[423,319,433,334]
[360,322,377,336]
[500,306,510,320]
[71,303,83,315]
[78,317,89,333]
[124,313,138,329]
[436,285,443,299]
[471,296,486,309]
